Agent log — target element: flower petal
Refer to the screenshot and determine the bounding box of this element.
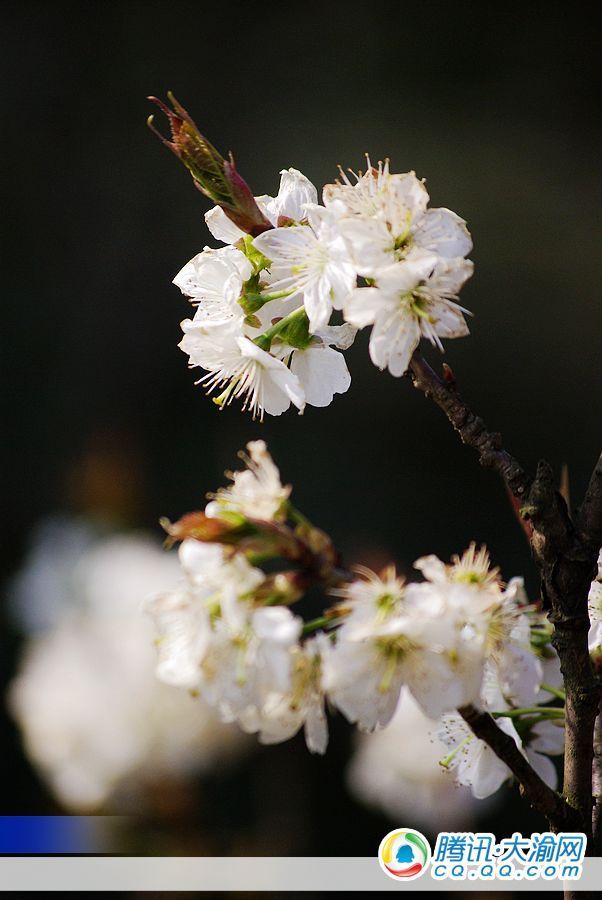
[290,346,351,407]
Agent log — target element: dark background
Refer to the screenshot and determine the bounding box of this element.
[1,0,600,863]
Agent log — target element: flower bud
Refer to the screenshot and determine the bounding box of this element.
[147,93,271,237]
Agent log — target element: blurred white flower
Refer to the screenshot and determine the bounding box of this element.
[347,687,480,829]
[206,439,291,522]
[147,538,312,739]
[147,538,265,691]
[525,719,564,790]
[9,532,247,812]
[323,546,539,727]
[237,635,329,755]
[8,514,99,632]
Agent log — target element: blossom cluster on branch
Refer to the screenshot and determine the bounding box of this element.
[147,441,578,800]
[149,95,473,419]
[148,97,602,843]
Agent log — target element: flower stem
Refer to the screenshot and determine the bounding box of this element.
[540,682,566,701]
[302,615,342,636]
[491,707,565,719]
[254,306,308,351]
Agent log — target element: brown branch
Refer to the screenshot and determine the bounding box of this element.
[459,705,579,830]
[409,350,601,834]
[408,352,530,498]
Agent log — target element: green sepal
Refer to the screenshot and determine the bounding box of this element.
[239,234,271,275]
[277,309,313,349]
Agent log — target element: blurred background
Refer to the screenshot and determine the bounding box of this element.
[1,0,600,877]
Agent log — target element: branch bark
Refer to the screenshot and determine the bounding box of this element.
[409,351,601,835]
[459,705,579,829]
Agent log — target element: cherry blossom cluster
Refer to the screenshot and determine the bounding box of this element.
[147,441,569,800]
[149,96,473,419]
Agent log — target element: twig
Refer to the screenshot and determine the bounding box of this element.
[408,352,529,498]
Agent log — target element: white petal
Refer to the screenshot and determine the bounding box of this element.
[304,699,329,754]
[528,720,565,755]
[369,306,420,376]
[376,252,438,294]
[430,257,474,298]
[204,207,246,244]
[413,207,473,258]
[339,217,392,275]
[178,540,224,580]
[290,346,351,407]
[343,287,390,329]
[267,168,318,221]
[252,223,315,261]
[313,322,357,349]
[252,606,302,645]
[237,337,306,415]
[526,750,558,790]
[303,280,334,332]
[428,300,470,340]
[386,172,430,232]
[413,554,448,584]
[470,746,512,798]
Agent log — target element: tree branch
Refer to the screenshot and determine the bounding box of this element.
[409,350,601,833]
[408,352,530,498]
[459,705,579,830]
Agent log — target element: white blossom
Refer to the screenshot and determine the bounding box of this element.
[239,635,329,755]
[206,440,291,522]
[147,539,308,732]
[322,555,490,727]
[343,249,472,377]
[252,205,357,332]
[437,651,564,798]
[173,245,252,323]
[438,712,520,799]
[324,162,472,275]
[146,538,265,691]
[179,320,306,419]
